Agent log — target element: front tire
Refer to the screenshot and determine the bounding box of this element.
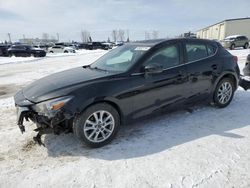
[73,103,120,148]
[230,44,235,50]
[213,78,235,108]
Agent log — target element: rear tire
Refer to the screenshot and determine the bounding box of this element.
[64,50,68,53]
[244,43,249,49]
[73,103,120,148]
[213,78,235,108]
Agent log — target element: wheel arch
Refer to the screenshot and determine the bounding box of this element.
[77,98,125,125]
[213,72,239,93]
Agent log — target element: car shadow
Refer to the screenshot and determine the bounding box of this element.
[44,89,250,160]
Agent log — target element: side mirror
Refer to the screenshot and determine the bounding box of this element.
[144,63,163,74]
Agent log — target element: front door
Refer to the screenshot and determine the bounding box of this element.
[129,42,189,119]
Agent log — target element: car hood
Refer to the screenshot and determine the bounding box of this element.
[22,67,115,103]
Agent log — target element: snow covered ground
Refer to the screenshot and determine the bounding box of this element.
[0,48,250,188]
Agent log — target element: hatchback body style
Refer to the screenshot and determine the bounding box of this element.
[221,35,249,50]
[14,38,240,147]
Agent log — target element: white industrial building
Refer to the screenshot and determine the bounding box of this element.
[196,18,250,41]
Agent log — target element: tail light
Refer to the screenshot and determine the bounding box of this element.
[233,56,238,64]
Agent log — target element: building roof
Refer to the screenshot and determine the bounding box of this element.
[197,17,250,31]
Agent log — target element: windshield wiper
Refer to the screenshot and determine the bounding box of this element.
[89,66,108,72]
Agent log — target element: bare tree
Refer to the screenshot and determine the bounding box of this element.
[126,30,130,42]
[111,30,118,42]
[81,30,91,42]
[152,30,159,39]
[42,33,49,41]
[145,31,151,40]
[118,29,125,41]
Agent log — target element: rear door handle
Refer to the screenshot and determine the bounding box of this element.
[177,74,183,81]
[212,64,218,70]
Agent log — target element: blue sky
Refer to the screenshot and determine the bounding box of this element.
[0,0,250,42]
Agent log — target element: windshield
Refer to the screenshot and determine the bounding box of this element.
[225,37,236,40]
[90,44,150,72]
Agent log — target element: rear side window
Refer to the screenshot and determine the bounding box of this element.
[239,36,247,40]
[207,44,216,56]
[185,43,216,62]
[186,44,207,62]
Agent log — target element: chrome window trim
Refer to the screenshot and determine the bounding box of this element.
[130,44,218,76]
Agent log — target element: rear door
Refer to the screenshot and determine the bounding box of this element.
[237,36,245,47]
[183,41,219,100]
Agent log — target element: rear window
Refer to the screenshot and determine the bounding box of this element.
[238,36,248,40]
[185,43,217,62]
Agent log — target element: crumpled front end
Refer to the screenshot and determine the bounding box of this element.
[14,90,74,145]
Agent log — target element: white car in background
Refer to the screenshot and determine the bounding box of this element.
[48,45,76,53]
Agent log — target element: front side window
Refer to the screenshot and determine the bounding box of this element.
[143,44,180,69]
[186,43,208,62]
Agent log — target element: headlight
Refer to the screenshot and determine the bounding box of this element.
[32,96,73,117]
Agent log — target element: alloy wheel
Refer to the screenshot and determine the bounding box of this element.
[217,81,233,104]
[83,110,115,143]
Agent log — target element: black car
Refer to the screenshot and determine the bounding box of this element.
[91,42,110,50]
[78,43,93,50]
[14,38,240,148]
[8,45,46,57]
[0,45,10,57]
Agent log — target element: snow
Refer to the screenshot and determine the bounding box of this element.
[0,48,250,188]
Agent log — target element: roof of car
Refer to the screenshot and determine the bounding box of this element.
[130,38,216,47]
[225,35,242,38]
[130,39,166,46]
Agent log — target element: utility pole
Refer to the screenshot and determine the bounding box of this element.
[56,33,59,42]
[7,33,11,43]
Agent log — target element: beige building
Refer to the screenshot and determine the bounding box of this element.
[196,18,250,41]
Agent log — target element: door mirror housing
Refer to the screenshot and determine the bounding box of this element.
[144,63,163,74]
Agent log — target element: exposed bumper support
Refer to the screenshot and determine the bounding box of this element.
[239,76,250,91]
[16,107,29,133]
[16,106,73,146]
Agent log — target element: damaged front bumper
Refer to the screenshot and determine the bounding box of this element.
[14,91,74,146]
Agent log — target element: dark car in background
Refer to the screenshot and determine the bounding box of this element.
[8,45,46,57]
[14,38,240,148]
[0,45,10,57]
[78,43,93,50]
[91,42,110,50]
[221,35,249,50]
[78,42,112,50]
